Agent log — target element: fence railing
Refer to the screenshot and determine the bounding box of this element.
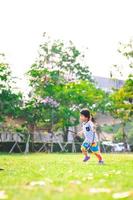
[0,141,83,153]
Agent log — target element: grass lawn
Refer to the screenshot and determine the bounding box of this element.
[0,153,133,200]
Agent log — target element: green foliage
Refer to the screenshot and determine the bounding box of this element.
[0,54,23,123]
[108,40,133,147]
[21,98,48,129]
[0,54,11,90]
[0,89,22,116]
[108,76,133,122]
[107,78,133,148]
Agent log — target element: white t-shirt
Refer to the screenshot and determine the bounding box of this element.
[82,120,98,144]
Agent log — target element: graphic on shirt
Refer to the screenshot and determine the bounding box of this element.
[86,126,90,131]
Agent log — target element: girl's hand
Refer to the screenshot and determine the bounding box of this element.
[78,131,83,137]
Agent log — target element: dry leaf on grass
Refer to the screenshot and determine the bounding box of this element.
[82,176,93,181]
[70,180,82,185]
[112,191,133,199]
[0,191,8,199]
[88,173,93,176]
[68,170,73,174]
[53,187,64,193]
[89,188,111,194]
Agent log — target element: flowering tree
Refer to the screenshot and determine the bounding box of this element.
[27,34,105,140]
[42,97,59,108]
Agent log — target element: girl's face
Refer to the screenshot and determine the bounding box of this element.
[80,114,88,122]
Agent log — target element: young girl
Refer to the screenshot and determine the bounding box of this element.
[79,109,104,164]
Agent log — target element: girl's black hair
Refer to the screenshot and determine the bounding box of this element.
[80,109,90,119]
[91,115,95,123]
[80,109,96,123]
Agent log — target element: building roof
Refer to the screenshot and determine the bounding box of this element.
[93,76,124,92]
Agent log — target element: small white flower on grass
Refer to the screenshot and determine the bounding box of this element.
[115,171,121,175]
[70,180,82,185]
[89,188,111,194]
[104,172,109,177]
[82,173,94,181]
[110,170,122,175]
[88,173,93,177]
[29,181,46,187]
[112,191,132,199]
[68,170,73,174]
[39,167,45,171]
[99,179,106,183]
[0,191,8,199]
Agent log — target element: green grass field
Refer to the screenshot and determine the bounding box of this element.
[0,153,133,200]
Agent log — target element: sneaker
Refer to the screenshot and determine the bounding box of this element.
[83,156,90,162]
[98,160,104,165]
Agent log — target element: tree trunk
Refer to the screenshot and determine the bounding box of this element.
[96,124,101,143]
[29,124,35,152]
[62,126,68,142]
[121,122,128,151]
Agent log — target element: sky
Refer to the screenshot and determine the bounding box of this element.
[0,0,133,94]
